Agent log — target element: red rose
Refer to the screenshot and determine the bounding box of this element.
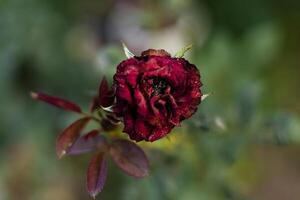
[114,49,202,142]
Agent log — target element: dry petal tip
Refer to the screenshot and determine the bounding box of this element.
[141,49,171,57]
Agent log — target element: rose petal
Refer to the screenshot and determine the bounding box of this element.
[135,119,151,138]
[134,87,147,117]
[30,92,82,113]
[142,58,160,71]
[124,66,139,87]
[150,96,160,115]
[149,125,174,142]
[123,113,142,142]
[143,64,170,78]
[116,83,132,104]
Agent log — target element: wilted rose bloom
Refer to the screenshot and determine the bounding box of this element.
[114,49,202,142]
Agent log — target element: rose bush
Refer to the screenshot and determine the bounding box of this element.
[114,49,202,142]
[31,46,204,198]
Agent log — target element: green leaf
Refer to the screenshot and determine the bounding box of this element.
[174,44,193,58]
[122,43,135,58]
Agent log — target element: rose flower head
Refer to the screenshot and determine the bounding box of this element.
[114,48,202,142]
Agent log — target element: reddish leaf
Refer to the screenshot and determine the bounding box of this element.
[99,76,109,97]
[87,152,108,198]
[68,130,108,155]
[89,77,115,112]
[30,92,82,113]
[56,117,91,158]
[99,77,115,107]
[89,96,99,112]
[109,139,149,178]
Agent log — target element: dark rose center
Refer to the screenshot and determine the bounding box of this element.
[151,77,168,96]
[141,77,169,97]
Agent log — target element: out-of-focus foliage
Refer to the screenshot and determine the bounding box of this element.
[1,0,300,199]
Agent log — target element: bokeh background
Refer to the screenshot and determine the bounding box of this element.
[1,0,300,199]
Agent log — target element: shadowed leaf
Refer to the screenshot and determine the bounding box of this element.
[90,77,115,112]
[87,152,108,199]
[109,139,149,178]
[30,92,82,113]
[68,130,108,155]
[99,77,115,107]
[89,96,99,112]
[56,117,91,158]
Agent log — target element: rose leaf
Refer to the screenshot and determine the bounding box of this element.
[87,152,108,199]
[109,139,149,178]
[30,91,82,113]
[99,77,115,107]
[68,130,108,155]
[56,117,91,158]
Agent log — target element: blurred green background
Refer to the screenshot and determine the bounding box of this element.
[1,0,300,199]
